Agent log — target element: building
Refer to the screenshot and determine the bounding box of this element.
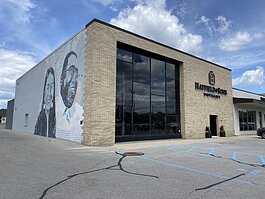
[10,19,241,146]
[233,88,265,135]
[0,109,7,129]
[1,117,6,124]
[6,99,15,130]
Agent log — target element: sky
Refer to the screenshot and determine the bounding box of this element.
[0,0,265,109]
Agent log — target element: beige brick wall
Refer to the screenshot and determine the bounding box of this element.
[183,61,234,138]
[82,21,234,146]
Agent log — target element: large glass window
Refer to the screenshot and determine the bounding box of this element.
[165,62,179,134]
[117,48,132,63]
[133,82,150,135]
[133,54,150,84]
[116,46,180,139]
[116,61,132,107]
[151,58,165,96]
[151,95,165,135]
[166,63,176,79]
[239,109,256,131]
[116,52,133,136]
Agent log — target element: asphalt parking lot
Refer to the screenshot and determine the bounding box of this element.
[0,129,265,199]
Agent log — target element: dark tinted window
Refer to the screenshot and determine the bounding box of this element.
[239,110,256,131]
[166,63,175,79]
[133,54,150,84]
[151,95,166,135]
[117,49,132,63]
[116,47,180,139]
[166,79,176,114]
[151,58,165,96]
[133,82,150,135]
[116,61,132,107]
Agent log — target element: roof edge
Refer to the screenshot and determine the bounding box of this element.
[86,18,231,72]
[233,87,265,97]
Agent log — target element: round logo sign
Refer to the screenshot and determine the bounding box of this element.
[208,71,215,85]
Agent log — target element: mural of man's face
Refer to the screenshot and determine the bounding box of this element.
[64,65,78,106]
[44,72,54,112]
[61,52,78,108]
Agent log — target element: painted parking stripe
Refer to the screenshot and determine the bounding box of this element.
[164,144,263,159]
[164,144,193,150]
[232,152,237,161]
[207,148,215,156]
[164,145,265,166]
[138,156,254,185]
[165,147,209,157]
[186,146,197,152]
[78,151,113,156]
[238,168,265,176]
[259,155,265,165]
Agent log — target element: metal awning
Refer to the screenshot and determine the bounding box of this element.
[233,97,265,108]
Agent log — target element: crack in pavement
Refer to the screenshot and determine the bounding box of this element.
[209,154,265,168]
[190,188,227,199]
[39,151,158,199]
[195,173,246,191]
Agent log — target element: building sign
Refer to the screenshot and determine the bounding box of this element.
[208,71,215,85]
[195,71,227,99]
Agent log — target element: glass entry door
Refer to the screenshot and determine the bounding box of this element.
[210,115,217,136]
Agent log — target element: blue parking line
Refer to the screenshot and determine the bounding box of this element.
[138,156,254,186]
[164,147,264,167]
[259,155,265,165]
[165,147,209,157]
[208,148,215,156]
[186,146,197,152]
[232,152,237,161]
[238,168,265,176]
[163,144,265,167]
[164,144,188,150]
[163,144,264,159]
[250,170,265,175]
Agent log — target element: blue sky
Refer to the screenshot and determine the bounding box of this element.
[0,0,265,108]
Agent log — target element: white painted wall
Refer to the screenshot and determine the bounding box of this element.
[13,28,86,143]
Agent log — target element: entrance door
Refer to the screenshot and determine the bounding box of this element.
[210,115,217,136]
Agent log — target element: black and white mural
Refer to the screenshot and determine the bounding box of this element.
[60,51,79,120]
[56,34,85,142]
[30,29,85,142]
[34,67,56,138]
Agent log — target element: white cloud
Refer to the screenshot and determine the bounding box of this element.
[221,51,265,69]
[110,5,119,12]
[197,15,210,24]
[233,66,264,87]
[0,48,36,108]
[196,16,214,35]
[254,33,264,39]
[219,31,253,52]
[92,0,120,6]
[110,0,202,54]
[3,0,36,24]
[0,0,55,58]
[204,56,226,67]
[175,2,187,18]
[215,15,231,34]
[0,100,9,109]
[196,15,231,35]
